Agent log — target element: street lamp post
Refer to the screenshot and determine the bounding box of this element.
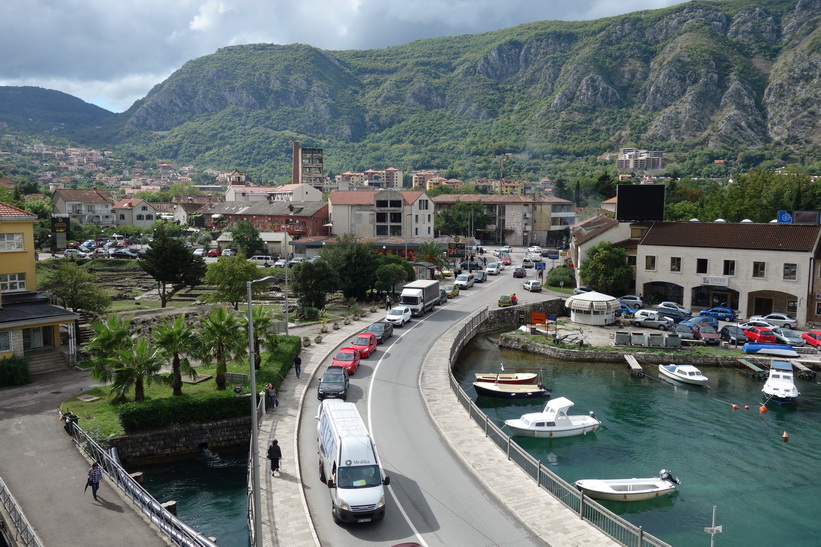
[246,275,277,546]
[283,232,290,336]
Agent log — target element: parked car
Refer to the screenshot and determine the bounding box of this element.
[438,289,448,305]
[738,320,775,330]
[248,255,273,266]
[63,248,89,258]
[221,249,236,257]
[459,261,483,272]
[614,303,636,318]
[500,245,512,253]
[619,295,644,309]
[439,265,452,277]
[700,307,737,321]
[331,347,361,375]
[655,307,689,323]
[486,263,501,275]
[455,273,475,289]
[365,321,394,344]
[528,253,542,262]
[385,306,413,326]
[443,284,459,298]
[274,258,287,268]
[473,271,487,283]
[523,280,542,292]
[521,257,534,269]
[90,248,110,258]
[207,248,222,257]
[110,249,139,259]
[657,301,692,316]
[691,323,720,345]
[512,267,526,278]
[527,245,542,253]
[672,323,695,340]
[349,333,378,358]
[743,326,777,344]
[573,285,593,294]
[719,325,748,345]
[749,313,798,329]
[632,310,673,330]
[288,257,305,267]
[498,294,517,307]
[682,315,719,329]
[771,328,805,347]
[317,366,349,401]
[801,330,821,348]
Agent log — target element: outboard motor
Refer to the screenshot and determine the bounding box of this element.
[589,411,597,419]
[659,469,681,484]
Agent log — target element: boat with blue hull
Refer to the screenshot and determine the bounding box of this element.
[742,343,798,358]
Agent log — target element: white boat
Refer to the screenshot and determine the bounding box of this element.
[504,397,601,438]
[575,469,681,502]
[762,360,800,404]
[658,364,708,386]
[474,372,539,385]
[742,343,799,358]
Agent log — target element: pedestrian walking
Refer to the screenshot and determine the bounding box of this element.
[385,294,391,310]
[86,462,103,501]
[265,383,277,411]
[267,440,282,476]
[293,355,302,379]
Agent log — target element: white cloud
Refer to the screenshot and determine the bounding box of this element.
[0,0,687,112]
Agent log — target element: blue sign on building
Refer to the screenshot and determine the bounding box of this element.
[777,210,793,224]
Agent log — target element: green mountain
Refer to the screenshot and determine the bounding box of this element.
[2,0,819,179]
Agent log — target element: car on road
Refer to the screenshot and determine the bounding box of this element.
[473,271,487,283]
[719,325,748,345]
[771,328,805,347]
[385,306,413,326]
[439,265,452,277]
[331,347,361,374]
[438,289,448,305]
[573,285,593,294]
[500,245,512,253]
[632,310,673,330]
[743,326,777,344]
[512,267,526,278]
[528,253,542,262]
[618,295,644,309]
[672,323,695,340]
[317,366,349,401]
[443,284,459,298]
[365,321,394,344]
[499,254,512,266]
[658,301,692,316]
[749,313,798,329]
[455,273,475,289]
[498,294,516,307]
[521,258,534,269]
[350,333,378,358]
[801,330,821,348]
[700,306,737,321]
[522,280,542,292]
[486,263,500,275]
[527,245,542,253]
[691,323,720,345]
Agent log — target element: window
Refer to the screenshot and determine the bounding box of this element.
[723,260,735,276]
[670,257,681,272]
[645,256,656,271]
[119,214,125,220]
[696,259,708,274]
[753,262,766,278]
[145,214,153,220]
[136,214,144,221]
[783,263,797,280]
[375,225,388,236]
[141,206,148,211]
[375,212,388,223]
[0,273,26,292]
[0,331,10,353]
[0,233,24,251]
[787,300,797,313]
[418,200,429,210]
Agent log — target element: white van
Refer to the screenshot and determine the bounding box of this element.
[317,400,389,523]
[247,255,272,266]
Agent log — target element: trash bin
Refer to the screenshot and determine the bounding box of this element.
[614,331,631,346]
[666,334,682,348]
[63,412,79,436]
[630,332,646,346]
[647,332,664,347]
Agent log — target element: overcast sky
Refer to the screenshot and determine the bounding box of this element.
[1,0,686,113]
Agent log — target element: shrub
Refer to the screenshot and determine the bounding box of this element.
[0,355,31,387]
[118,390,249,433]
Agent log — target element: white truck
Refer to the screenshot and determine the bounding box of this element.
[399,279,440,316]
[316,400,390,524]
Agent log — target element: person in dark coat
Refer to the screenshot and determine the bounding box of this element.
[267,440,282,476]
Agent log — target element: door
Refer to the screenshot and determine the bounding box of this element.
[23,327,45,350]
[753,297,773,316]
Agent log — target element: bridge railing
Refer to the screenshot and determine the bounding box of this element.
[0,476,43,547]
[68,423,218,547]
[447,308,670,547]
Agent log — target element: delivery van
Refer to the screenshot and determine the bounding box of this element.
[316,399,390,523]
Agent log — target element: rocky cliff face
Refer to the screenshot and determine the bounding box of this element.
[118,0,820,154]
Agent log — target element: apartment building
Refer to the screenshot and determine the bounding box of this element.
[51,188,115,227]
[328,190,433,239]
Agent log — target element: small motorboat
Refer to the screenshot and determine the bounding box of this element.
[742,343,799,358]
[762,360,800,404]
[473,381,551,400]
[504,397,601,438]
[575,469,681,502]
[658,364,708,386]
[474,372,539,384]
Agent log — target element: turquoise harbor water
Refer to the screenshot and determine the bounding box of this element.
[137,448,250,547]
[454,334,821,546]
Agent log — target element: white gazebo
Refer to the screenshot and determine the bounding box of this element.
[563,291,620,326]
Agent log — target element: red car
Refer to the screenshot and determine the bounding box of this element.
[801,330,821,348]
[207,249,222,257]
[349,333,378,358]
[499,254,512,265]
[743,326,777,344]
[691,323,720,345]
[331,347,361,374]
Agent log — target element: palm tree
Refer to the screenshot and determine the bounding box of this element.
[198,307,246,390]
[109,338,169,402]
[87,315,137,398]
[243,306,275,370]
[417,241,448,275]
[153,314,198,396]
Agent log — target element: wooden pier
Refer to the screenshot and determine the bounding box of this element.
[624,354,645,377]
[736,358,767,380]
[791,360,818,380]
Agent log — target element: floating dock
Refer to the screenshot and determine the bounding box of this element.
[791,360,818,381]
[624,354,645,377]
[736,358,767,380]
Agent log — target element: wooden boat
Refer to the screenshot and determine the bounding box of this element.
[762,360,800,404]
[575,469,681,502]
[742,343,799,358]
[657,364,708,386]
[472,381,551,400]
[474,372,539,385]
[504,397,601,438]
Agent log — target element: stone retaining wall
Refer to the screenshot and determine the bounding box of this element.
[110,417,250,465]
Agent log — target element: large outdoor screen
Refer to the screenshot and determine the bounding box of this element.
[616,184,665,222]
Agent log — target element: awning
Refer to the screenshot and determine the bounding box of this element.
[564,291,620,312]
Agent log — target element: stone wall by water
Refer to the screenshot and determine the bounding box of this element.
[110,417,251,465]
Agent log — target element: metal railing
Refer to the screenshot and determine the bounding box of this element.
[67,423,218,547]
[0,476,43,547]
[246,392,264,546]
[448,309,670,547]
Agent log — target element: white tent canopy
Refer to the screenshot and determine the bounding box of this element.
[564,291,620,325]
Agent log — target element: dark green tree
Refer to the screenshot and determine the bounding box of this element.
[320,235,379,301]
[204,256,264,310]
[140,224,207,307]
[577,241,632,295]
[40,262,111,315]
[290,260,339,310]
[229,220,264,256]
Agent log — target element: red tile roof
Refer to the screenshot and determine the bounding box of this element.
[0,202,37,219]
[641,222,821,252]
[329,190,426,205]
[431,194,571,205]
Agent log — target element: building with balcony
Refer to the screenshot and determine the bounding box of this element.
[328,190,433,240]
[51,188,115,227]
[292,142,325,191]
